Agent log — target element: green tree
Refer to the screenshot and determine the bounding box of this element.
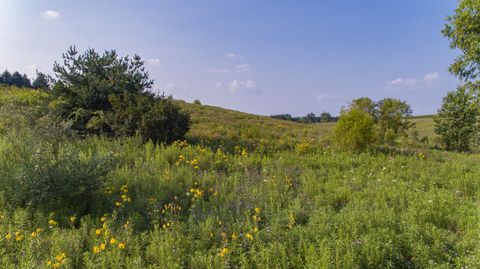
[334,108,377,151]
[435,83,479,151]
[443,0,480,81]
[350,97,377,117]
[51,46,190,143]
[32,71,50,89]
[435,0,480,151]
[0,70,12,85]
[376,98,413,145]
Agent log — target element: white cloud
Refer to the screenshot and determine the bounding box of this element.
[43,10,60,20]
[235,63,250,73]
[208,68,231,74]
[225,53,242,59]
[146,58,160,66]
[424,72,440,82]
[228,79,259,94]
[316,93,341,101]
[386,72,441,91]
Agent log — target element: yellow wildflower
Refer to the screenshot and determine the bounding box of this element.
[55,252,66,263]
[48,219,58,226]
[36,228,43,233]
[93,246,101,254]
[31,231,38,237]
[100,243,106,251]
[52,263,61,268]
[15,231,22,241]
[246,233,253,241]
[5,233,11,240]
[219,247,229,257]
[110,237,117,245]
[69,216,76,223]
[118,242,126,249]
[254,207,262,214]
[231,232,238,240]
[253,226,259,233]
[95,229,102,236]
[115,201,122,207]
[100,216,107,222]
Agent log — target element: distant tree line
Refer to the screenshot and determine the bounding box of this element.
[0,70,51,89]
[271,112,338,123]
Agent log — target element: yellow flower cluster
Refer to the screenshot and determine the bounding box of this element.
[47,252,67,268]
[189,188,203,199]
[115,185,131,208]
[173,140,189,148]
[48,219,58,227]
[219,247,229,257]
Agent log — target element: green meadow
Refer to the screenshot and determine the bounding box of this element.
[0,87,479,268]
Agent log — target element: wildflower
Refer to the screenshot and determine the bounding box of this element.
[36,228,43,233]
[118,242,126,249]
[110,237,117,245]
[100,243,106,251]
[120,185,129,193]
[69,216,76,223]
[246,233,253,241]
[115,201,122,207]
[252,215,260,222]
[93,246,101,254]
[52,263,61,268]
[231,232,238,240]
[15,231,22,241]
[48,219,58,227]
[95,229,102,236]
[254,207,262,214]
[55,252,66,263]
[100,216,107,222]
[5,233,11,240]
[253,226,259,233]
[220,247,229,257]
[31,231,38,237]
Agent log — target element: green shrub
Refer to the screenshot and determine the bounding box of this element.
[334,108,377,151]
[434,83,480,152]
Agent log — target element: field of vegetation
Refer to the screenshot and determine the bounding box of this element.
[1,86,479,268]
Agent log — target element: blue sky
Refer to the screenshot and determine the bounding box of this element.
[0,0,459,116]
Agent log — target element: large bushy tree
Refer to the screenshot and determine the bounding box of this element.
[51,46,190,143]
[334,97,413,150]
[435,0,480,151]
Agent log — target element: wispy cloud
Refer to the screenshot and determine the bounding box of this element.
[43,10,60,20]
[228,79,260,94]
[146,58,160,66]
[316,93,341,101]
[386,72,441,91]
[235,63,250,73]
[225,53,242,60]
[208,68,231,74]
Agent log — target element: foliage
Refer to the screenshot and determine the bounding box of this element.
[376,98,413,145]
[32,71,51,90]
[443,0,480,81]
[0,70,32,88]
[435,0,480,151]
[333,108,377,151]
[435,82,480,152]
[50,46,189,143]
[139,96,190,144]
[334,97,413,149]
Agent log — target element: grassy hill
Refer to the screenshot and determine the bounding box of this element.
[179,101,436,149]
[3,87,478,269]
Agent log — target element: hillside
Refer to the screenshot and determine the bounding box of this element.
[179,101,436,149]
